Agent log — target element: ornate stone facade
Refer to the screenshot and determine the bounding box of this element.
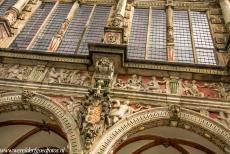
[0,0,229,153]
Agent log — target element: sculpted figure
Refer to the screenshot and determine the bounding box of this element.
[145,76,160,91]
[182,80,204,97]
[126,74,142,90]
[63,97,81,122]
[7,65,32,80]
[216,83,230,100]
[107,100,133,126]
[114,78,126,89]
[47,68,69,83]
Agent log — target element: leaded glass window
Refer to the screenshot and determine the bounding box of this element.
[57,5,110,55]
[174,10,194,63]
[128,8,149,59]
[31,3,72,51]
[10,3,54,49]
[128,8,167,60]
[78,5,110,55]
[191,11,216,65]
[0,0,16,16]
[148,9,167,61]
[57,5,93,54]
[128,8,216,65]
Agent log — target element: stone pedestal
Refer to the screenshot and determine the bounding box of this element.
[0,0,30,38]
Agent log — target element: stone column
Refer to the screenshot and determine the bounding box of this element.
[0,0,30,38]
[48,1,79,52]
[112,0,127,27]
[104,0,128,44]
[219,0,230,33]
[166,0,174,62]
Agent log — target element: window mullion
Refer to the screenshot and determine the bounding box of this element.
[26,1,59,50]
[75,4,96,53]
[145,7,152,60]
[188,9,197,64]
[166,3,174,62]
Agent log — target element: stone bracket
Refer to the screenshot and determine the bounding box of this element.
[88,43,127,73]
[0,17,12,38]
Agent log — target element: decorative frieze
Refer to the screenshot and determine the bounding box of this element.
[0,64,33,81]
[113,74,230,100]
[44,67,91,86]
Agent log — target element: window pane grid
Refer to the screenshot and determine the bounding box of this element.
[191,11,216,65]
[148,9,167,61]
[78,6,110,55]
[128,8,149,59]
[173,11,193,63]
[57,5,93,54]
[0,0,16,16]
[10,3,54,49]
[31,3,72,51]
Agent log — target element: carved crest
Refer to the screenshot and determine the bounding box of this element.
[95,57,114,80]
[80,87,111,150]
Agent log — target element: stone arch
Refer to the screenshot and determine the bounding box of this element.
[0,92,82,154]
[92,106,230,154]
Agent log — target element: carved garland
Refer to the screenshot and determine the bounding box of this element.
[0,92,82,154]
[91,106,230,154]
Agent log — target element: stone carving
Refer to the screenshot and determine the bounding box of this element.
[115,75,166,92]
[114,74,226,99]
[29,0,38,5]
[168,104,181,120]
[21,90,35,104]
[216,82,230,100]
[28,65,48,82]
[80,87,111,150]
[46,67,90,86]
[5,64,33,80]
[213,25,227,33]
[62,97,81,122]
[4,8,18,25]
[107,100,133,126]
[23,5,32,12]
[112,16,123,28]
[143,76,166,93]
[182,80,204,97]
[168,76,180,94]
[95,57,114,81]
[210,16,224,24]
[167,26,174,43]
[104,32,121,44]
[199,109,230,129]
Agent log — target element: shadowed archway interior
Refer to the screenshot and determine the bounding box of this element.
[114,127,224,154]
[0,110,68,154]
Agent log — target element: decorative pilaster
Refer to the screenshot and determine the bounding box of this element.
[104,0,128,44]
[219,0,230,33]
[0,0,30,38]
[219,0,230,67]
[48,1,79,52]
[166,0,174,62]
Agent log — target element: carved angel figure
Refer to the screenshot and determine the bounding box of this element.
[107,100,133,126]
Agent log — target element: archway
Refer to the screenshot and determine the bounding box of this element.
[92,106,230,154]
[0,92,82,154]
